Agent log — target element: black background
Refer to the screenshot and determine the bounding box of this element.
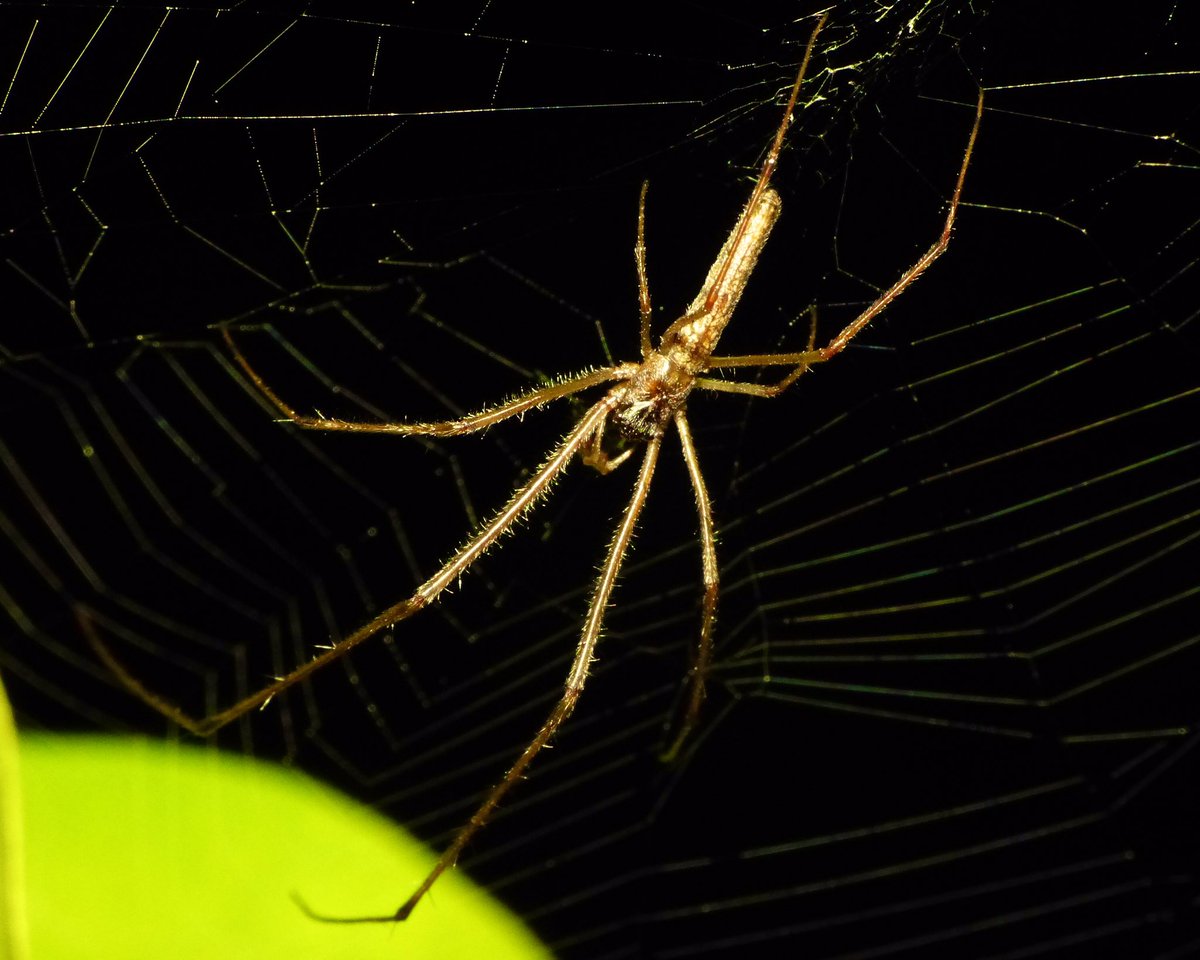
[2,1,1198,957]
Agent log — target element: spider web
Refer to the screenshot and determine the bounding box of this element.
[3,0,1199,956]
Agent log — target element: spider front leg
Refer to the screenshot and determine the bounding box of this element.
[299,430,666,924]
[83,398,619,736]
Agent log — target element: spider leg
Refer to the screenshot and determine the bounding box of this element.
[660,410,717,762]
[815,88,983,363]
[695,305,820,398]
[636,180,653,359]
[224,326,635,437]
[300,431,666,923]
[84,398,618,737]
[698,89,980,390]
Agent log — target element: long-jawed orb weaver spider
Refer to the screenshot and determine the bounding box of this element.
[82,12,983,922]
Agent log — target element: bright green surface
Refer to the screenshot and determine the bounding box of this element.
[0,673,30,960]
[17,735,550,960]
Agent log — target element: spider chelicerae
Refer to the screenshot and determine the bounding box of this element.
[83,12,983,922]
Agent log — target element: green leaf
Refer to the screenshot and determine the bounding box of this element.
[17,734,551,960]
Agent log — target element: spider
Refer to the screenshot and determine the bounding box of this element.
[82,12,983,923]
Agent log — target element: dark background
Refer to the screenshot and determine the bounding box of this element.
[2,1,1198,956]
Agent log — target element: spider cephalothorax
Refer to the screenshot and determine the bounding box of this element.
[609,352,690,440]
